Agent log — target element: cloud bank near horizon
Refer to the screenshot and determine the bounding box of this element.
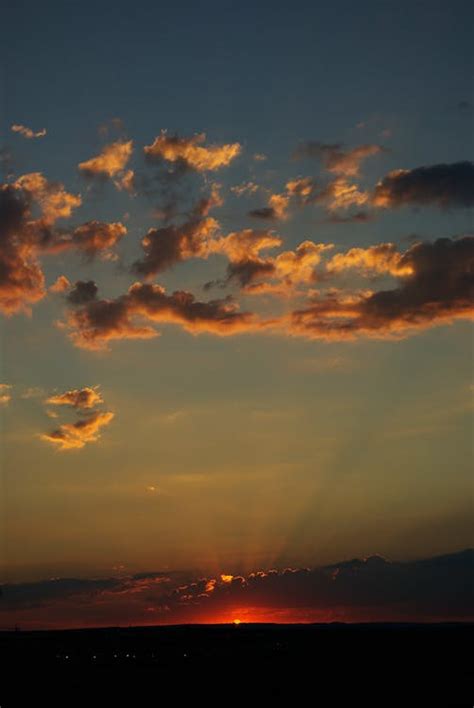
[1,550,472,629]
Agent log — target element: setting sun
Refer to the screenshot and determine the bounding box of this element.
[233,619,241,625]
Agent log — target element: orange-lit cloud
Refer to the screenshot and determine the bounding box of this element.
[113,169,135,194]
[294,141,383,177]
[210,228,282,262]
[78,140,133,179]
[144,132,241,171]
[14,172,82,224]
[249,192,290,221]
[0,174,125,314]
[289,237,474,339]
[285,176,318,203]
[133,188,222,277]
[61,281,257,350]
[0,383,12,406]
[40,410,115,450]
[208,239,332,294]
[271,241,333,286]
[0,182,47,314]
[318,177,370,211]
[51,221,127,260]
[11,124,47,139]
[231,181,259,197]
[45,386,104,410]
[326,243,413,277]
[49,276,71,293]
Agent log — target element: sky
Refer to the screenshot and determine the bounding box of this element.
[0,0,473,628]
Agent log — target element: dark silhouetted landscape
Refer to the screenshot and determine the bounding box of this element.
[1,623,473,705]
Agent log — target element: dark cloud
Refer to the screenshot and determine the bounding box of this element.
[373,161,474,209]
[1,550,471,628]
[132,218,216,277]
[325,211,373,224]
[216,258,276,289]
[0,175,125,315]
[132,188,221,277]
[0,182,47,313]
[248,207,278,220]
[290,236,474,339]
[66,280,99,305]
[207,240,332,295]
[248,194,289,221]
[61,282,256,350]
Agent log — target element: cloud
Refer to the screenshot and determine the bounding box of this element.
[51,221,127,260]
[326,243,414,277]
[231,182,259,197]
[78,140,133,179]
[0,173,127,314]
[208,238,332,294]
[203,229,282,290]
[373,161,474,209]
[249,193,289,221]
[270,242,333,287]
[0,175,126,314]
[249,175,369,219]
[40,410,115,450]
[60,281,257,350]
[0,182,47,314]
[293,142,383,176]
[285,177,318,204]
[45,386,103,410]
[132,186,223,277]
[14,172,81,224]
[113,169,135,194]
[0,383,12,406]
[1,550,472,628]
[133,214,219,277]
[290,236,474,339]
[11,124,46,139]
[144,132,241,172]
[66,280,99,305]
[210,228,282,263]
[325,211,372,224]
[317,177,370,212]
[49,276,71,293]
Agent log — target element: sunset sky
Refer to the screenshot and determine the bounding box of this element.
[1,0,473,628]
